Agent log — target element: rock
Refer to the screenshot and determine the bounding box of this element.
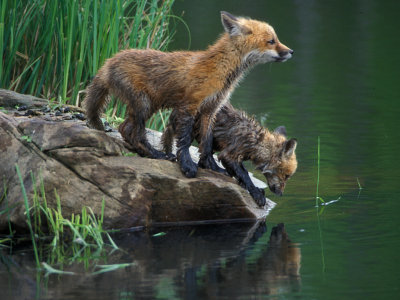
[0,89,48,109]
[0,88,85,113]
[0,90,275,232]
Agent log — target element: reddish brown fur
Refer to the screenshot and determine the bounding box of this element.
[85,11,293,178]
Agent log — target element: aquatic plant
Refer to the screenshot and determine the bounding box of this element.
[357,177,363,190]
[11,165,120,273]
[315,136,324,206]
[15,164,40,267]
[314,137,326,273]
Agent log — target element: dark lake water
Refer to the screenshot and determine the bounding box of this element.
[2,0,400,299]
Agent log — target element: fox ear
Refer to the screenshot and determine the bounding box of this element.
[257,163,273,175]
[283,138,297,157]
[221,11,250,36]
[274,126,287,137]
[262,166,273,175]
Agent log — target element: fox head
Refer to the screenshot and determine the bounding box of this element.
[221,11,293,64]
[256,126,298,196]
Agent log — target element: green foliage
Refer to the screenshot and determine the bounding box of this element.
[152,232,166,237]
[357,177,363,190]
[0,0,176,106]
[146,109,172,132]
[122,151,137,157]
[0,0,181,132]
[10,166,121,273]
[315,136,324,207]
[20,135,32,143]
[15,164,40,267]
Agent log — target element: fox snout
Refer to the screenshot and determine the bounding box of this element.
[276,48,293,62]
[269,183,284,196]
[264,172,286,196]
[274,41,293,62]
[280,49,294,57]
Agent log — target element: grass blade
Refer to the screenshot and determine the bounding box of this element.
[42,262,75,277]
[15,164,40,268]
[316,136,320,207]
[92,263,135,275]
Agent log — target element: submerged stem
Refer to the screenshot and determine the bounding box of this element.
[316,136,320,207]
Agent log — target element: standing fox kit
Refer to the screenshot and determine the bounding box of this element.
[85,11,293,178]
[163,104,298,206]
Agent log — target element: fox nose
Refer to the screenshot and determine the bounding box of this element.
[279,50,293,57]
[270,185,283,196]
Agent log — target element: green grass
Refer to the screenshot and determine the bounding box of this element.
[15,164,40,267]
[0,0,184,133]
[315,136,324,207]
[6,166,122,274]
[357,177,363,190]
[146,109,172,132]
[0,0,176,114]
[314,137,326,273]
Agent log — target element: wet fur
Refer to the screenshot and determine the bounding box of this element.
[163,104,298,206]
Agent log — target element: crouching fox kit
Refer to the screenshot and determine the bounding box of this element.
[85,11,293,178]
[163,104,298,207]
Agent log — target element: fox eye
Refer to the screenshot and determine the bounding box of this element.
[267,39,276,45]
[285,175,290,180]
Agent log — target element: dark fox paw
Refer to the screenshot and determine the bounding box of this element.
[178,152,198,178]
[165,153,177,162]
[150,149,176,161]
[250,188,266,207]
[198,156,228,175]
[180,162,198,178]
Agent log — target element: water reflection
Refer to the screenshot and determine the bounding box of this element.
[0,222,301,299]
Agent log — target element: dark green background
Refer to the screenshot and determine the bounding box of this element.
[170,0,400,298]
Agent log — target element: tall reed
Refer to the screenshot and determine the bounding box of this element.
[316,136,320,207]
[314,137,326,273]
[0,0,176,109]
[12,166,119,269]
[15,164,40,267]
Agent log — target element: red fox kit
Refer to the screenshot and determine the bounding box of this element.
[85,11,293,178]
[163,104,298,206]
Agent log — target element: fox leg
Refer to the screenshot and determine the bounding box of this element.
[198,116,220,171]
[197,100,227,173]
[219,154,266,207]
[161,109,178,158]
[197,125,227,175]
[174,110,198,178]
[116,91,171,160]
[119,117,173,160]
[198,152,228,175]
[239,162,266,198]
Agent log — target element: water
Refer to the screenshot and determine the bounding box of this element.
[2,0,400,299]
